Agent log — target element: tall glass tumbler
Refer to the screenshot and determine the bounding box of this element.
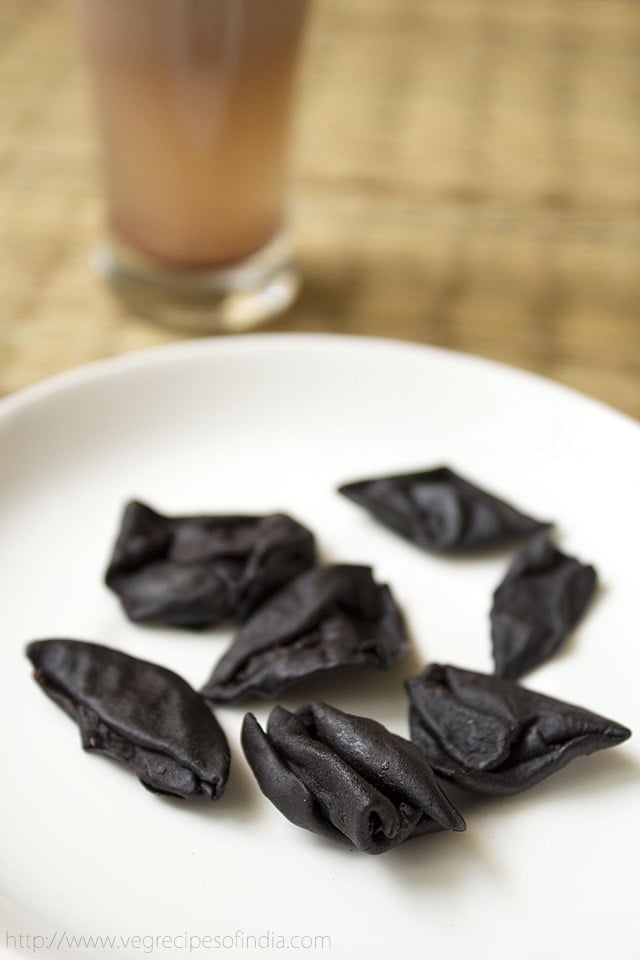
[72,0,310,330]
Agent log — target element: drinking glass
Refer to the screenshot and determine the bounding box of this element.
[72,0,310,329]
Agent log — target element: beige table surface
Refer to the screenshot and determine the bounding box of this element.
[1,0,639,417]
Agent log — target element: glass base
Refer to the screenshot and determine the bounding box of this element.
[92,230,299,332]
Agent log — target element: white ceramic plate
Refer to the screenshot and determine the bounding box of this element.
[1,334,638,960]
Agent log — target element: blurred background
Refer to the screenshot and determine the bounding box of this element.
[1,0,638,416]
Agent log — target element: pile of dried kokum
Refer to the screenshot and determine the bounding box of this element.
[27,467,631,854]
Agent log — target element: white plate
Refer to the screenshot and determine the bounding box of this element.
[1,334,638,960]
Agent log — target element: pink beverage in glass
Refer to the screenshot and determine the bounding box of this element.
[72,0,309,324]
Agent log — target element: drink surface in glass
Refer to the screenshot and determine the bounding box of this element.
[73,0,310,329]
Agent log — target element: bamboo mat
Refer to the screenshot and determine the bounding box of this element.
[1,0,639,416]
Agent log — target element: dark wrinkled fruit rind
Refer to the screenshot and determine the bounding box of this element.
[27,639,230,800]
[105,501,317,629]
[242,702,465,853]
[491,534,598,678]
[201,565,410,703]
[338,466,549,553]
[241,712,345,845]
[406,664,631,796]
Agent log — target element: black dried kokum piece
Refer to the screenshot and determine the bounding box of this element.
[242,702,465,854]
[491,535,597,678]
[406,664,631,795]
[201,565,410,703]
[27,639,230,800]
[105,501,316,628]
[339,466,548,553]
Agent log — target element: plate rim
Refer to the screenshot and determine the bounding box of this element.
[0,332,637,432]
